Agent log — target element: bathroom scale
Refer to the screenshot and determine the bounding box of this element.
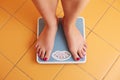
[36,17,86,64]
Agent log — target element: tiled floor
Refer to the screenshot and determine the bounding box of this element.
[0,0,120,80]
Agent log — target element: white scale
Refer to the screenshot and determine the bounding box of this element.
[36,17,86,64]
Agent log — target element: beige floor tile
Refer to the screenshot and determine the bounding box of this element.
[0,18,36,64]
[56,8,63,17]
[0,8,10,28]
[105,0,115,4]
[58,10,64,17]
[17,45,63,80]
[85,27,91,36]
[113,0,120,11]
[0,0,119,80]
[55,65,94,80]
[78,32,119,80]
[0,0,26,14]
[14,0,40,33]
[57,0,62,9]
[80,0,109,29]
[104,56,120,80]
[5,67,31,80]
[0,54,13,80]
[56,0,63,17]
[93,7,120,51]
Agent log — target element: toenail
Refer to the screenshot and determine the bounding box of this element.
[76,57,80,61]
[43,57,48,61]
[35,45,38,48]
[83,53,86,56]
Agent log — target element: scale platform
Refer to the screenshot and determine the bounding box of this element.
[36,17,86,64]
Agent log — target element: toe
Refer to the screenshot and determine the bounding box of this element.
[71,50,80,61]
[44,50,52,61]
[38,49,42,57]
[83,42,87,55]
[78,49,84,58]
[36,46,40,53]
[81,48,86,56]
[83,43,87,48]
[35,43,39,48]
[83,46,86,52]
[83,46,86,55]
[40,49,45,60]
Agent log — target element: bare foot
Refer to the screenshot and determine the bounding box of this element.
[62,20,87,61]
[35,24,57,61]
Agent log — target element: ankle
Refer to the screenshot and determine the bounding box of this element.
[45,25,58,32]
[46,19,58,30]
[62,17,76,29]
[44,16,58,27]
[62,19,75,30]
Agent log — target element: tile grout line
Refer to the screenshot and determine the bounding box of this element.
[76,65,97,80]
[13,0,28,14]
[0,0,36,35]
[0,1,35,78]
[0,13,13,30]
[0,6,15,30]
[0,6,35,79]
[0,0,28,31]
[84,0,116,38]
[52,65,65,80]
[0,7,13,16]
[86,0,120,53]
[16,66,33,80]
[12,0,36,35]
[0,51,15,65]
[104,0,120,13]
[0,0,28,15]
[86,1,113,38]
[91,0,116,31]
[81,27,99,80]
[86,27,93,38]
[92,31,120,52]
[0,52,32,79]
[86,25,120,79]
[2,41,36,80]
[3,41,36,80]
[0,51,33,80]
[102,55,120,80]
[111,5,120,13]
[104,0,115,6]
[13,16,36,35]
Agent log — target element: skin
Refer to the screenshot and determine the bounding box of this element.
[61,0,89,60]
[32,0,89,61]
[32,0,58,61]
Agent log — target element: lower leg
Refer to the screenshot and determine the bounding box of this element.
[32,0,58,61]
[61,0,89,60]
[61,0,89,26]
[32,0,58,27]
